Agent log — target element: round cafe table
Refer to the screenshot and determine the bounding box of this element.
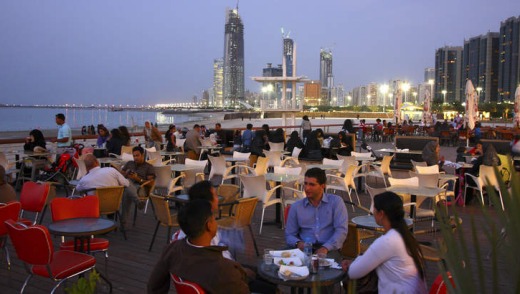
[257,260,345,291]
[48,217,116,253]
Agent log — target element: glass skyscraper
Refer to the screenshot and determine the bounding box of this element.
[435,46,463,102]
[223,8,244,107]
[462,32,500,103]
[498,16,520,102]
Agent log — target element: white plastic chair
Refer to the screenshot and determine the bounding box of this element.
[208,155,227,182]
[291,147,303,158]
[326,165,361,211]
[415,165,440,174]
[183,159,208,190]
[232,151,251,166]
[465,165,504,210]
[176,138,186,152]
[240,174,284,234]
[269,142,285,152]
[263,150,283,169]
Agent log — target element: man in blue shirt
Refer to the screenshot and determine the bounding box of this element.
[241,123,253,152]
[54,113,72,148]
[285,167,349,255]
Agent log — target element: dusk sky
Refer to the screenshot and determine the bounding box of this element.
[1,1,519,106]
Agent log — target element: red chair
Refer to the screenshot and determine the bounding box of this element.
[50,196,110,272]
[4,219,109,293]
[0,201,22,269]
[429,272,455,294]
[19,181,50,225]
[170,273,206,294]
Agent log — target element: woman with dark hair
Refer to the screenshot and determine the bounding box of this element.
[422,141,445,169]
[165,124,177,152]
[118,125,131,146]
[330,131,353,156]
[343,192,426,293]
[250,129,268,167]
[23,129,46,151]
[303,130,323,160]
[106,128,125,155]
[301,115,312,141]
[270,128,285,145]
[342,119,355,134]
[285,131,304,154]
[96,125,110,148]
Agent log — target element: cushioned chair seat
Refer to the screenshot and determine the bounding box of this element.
[59,238,109,252]
[31,250,95,279]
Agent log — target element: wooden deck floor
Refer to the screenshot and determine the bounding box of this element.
[0,149,513,293]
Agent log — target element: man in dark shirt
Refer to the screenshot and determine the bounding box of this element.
[214,123,227,146]
[147,200,250,294]
[121,146,155,225]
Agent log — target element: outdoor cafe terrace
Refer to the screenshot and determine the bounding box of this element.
[0,129,517,293]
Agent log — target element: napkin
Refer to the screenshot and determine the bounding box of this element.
[273,257,303,267]
[279,265,309,280]
[325,259,342,269]
[270,249,305,260]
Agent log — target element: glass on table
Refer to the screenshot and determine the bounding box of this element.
[263,248,273,265]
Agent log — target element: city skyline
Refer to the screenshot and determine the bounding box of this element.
[1,0,519,105]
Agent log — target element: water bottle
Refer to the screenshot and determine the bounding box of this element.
[303,238,313,264]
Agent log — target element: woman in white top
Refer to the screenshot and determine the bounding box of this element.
[342,192,427,293]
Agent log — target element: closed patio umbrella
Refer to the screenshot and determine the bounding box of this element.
[514,86,520,127]
[394,86,402,125]
[465,80,478,146]
[422,90,432,125]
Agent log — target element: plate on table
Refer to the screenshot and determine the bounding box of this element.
[273,257,303,267]
[278,265,309,281]
[319,258,333,268]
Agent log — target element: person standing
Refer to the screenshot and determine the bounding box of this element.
[143,121,162,151]
[301,115,312,142]
[241,123,253,152]
[53,113,72,156]
[164,124,177,152]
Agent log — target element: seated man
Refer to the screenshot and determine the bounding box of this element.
[76,154,130,192]
[172,181,232,260]
[147,200,250,294]
[76,153,140,226]
[285,167,349,255]
[121,146,155,222]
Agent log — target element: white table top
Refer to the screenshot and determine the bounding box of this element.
[387,186,444,197]
[376,148,423,155]
[264,173,303,183]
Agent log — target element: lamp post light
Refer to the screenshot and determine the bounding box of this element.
[379,84,389,112]
[401,82,410,103]
[347,95,352,106]
[367,94,371,106]
[441,90,447,104]
[428,79,434,98]
[388,93,393,107]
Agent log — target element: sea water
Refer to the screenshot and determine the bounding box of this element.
[0,107,212,132]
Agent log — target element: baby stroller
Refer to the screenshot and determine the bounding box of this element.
[36,147,79,194]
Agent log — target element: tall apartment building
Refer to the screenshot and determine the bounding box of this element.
[213,59,224,107]
[435,46,463,103]
[462,32,500,103]
[223,8,245,106]
[498,16,520,101]
[319,49,333,88]
[283,38,294,100]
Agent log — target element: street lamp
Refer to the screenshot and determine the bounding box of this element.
[379,84,389,112]
[428,79,434,98]
[401,82,410,103]
[347,95,352,106]
[441,90,447,104]
[388,93,393,106]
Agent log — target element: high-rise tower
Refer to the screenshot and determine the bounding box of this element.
[462,32,500,103]
[223,7,245,107]
[498,16,520,102]
[435,46,463,103]
[213,59,224,107]
[319,49,333,89]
